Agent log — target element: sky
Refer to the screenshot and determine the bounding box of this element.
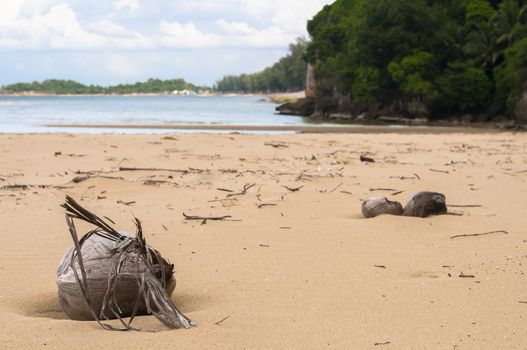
[0,0,335,86]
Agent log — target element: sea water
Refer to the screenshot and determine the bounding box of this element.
[0,95,316,133]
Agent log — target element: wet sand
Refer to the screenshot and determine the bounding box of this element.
[44,123,506,134]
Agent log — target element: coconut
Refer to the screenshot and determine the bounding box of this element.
[362,196,403,218]
[403,191,447,218]
[57,196,192,330]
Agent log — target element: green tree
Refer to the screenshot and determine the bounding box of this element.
[437,61,492,112]
[388,51,439,102]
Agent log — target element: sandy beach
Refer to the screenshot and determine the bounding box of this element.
[0,131,526,349]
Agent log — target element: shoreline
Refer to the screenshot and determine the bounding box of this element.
[43,123,514,134]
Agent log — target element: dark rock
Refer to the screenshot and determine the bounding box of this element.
[314,97,339,117]
[276,98,316,116]
[377,116,429,125]
[406,101,429,117]
[403,192,447,218]
[360,155,375,163]
[460,114,474,124]
[514,92,527,125]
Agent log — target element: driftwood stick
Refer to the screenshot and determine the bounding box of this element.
[258,203,277,208]
[429,168,450,174]
[264,142,288,148]
[119,167,190,174]
[227,183,256,197]
[450,230,509,239]
[458,272,475,278]
[1,184,29,190]
[214,313,233,326]
[183,213,232,224]
[283,185,304,192]
[116,200,136,206]
[217,188,234,193]
[329,182,343,193]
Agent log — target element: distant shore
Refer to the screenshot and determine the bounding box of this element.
[0,91,304,102]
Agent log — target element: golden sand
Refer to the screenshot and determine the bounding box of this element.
[0,132,525,349]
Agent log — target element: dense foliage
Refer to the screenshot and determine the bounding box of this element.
[1,78,206,95]
[214,38,308,93]
[306,0,527,117]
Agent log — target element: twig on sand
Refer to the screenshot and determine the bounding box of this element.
[329,182,343,193]
[374,342,391,346]
[429,168,450,174]
[265,142,288,148]
[340,190,353,195]
[119,166,206,174]
[1,184,29,190]
[413,173,421,180]
[214,313,233,325]
[217,188,234,193]
[183,213,232,225]
[458,272,475,278]
[257,203,277,209]
[282,185,304,192]
[391,190,403,196]
[227,183,256,197]
[450,230,509,239]
[116,200,135,206]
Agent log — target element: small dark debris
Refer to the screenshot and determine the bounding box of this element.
[360,155,375,163]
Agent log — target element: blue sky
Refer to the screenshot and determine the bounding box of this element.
[0,0,334,86]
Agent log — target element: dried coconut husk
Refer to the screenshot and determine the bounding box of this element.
[403,191,447,218]
[362,196,403,218]
[57,196,192,331]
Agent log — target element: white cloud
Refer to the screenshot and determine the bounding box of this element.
[0,0,24,25]
[88,20,134,38]
[0,3,106,49]
[215,20,256,35]
[240,0,334,33]
[0,0,336,51]
[159,20,221,48]
[113,0,140,12]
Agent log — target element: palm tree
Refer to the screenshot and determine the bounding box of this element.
[464,22,501,71]
[493,0,527,45]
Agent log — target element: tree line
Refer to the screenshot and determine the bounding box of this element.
[306,0,527,117]
[1,78,207,95]
[214,38,308,93]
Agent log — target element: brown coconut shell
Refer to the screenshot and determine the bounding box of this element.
[403,191,447,218]
[57,196,192,330]
[362,196,403,218]
[57,232,176,321]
